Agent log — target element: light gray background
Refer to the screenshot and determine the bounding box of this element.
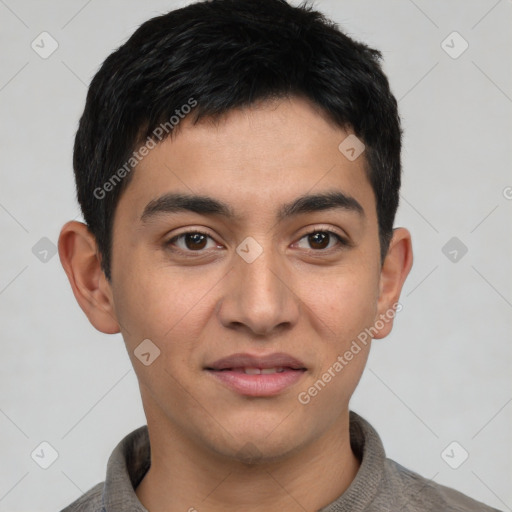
[1,1,511,510]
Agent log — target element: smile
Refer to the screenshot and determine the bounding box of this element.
[205,353,307,396]
[222,367,287,374]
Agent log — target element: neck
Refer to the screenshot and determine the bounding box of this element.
[135,409,360,512]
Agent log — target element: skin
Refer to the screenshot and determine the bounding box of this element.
[59,95,413,512]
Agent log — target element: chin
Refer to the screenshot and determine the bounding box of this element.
[204,419,309,465]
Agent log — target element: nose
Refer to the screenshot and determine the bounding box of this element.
[217,241,300,338]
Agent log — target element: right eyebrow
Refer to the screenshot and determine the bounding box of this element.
[140,193,238,223]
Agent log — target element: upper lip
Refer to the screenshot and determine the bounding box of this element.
[206,352,306,371]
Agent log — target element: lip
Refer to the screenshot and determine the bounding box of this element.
[207,352,306,371]
[205,352,307,397]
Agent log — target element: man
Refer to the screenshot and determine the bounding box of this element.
[58,0,501,510]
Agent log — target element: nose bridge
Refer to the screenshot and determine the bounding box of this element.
[219,236,299,335]
[239,241,282,299]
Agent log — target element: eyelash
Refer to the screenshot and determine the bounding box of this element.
[165,228,349,255]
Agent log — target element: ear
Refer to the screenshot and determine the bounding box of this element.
[58,221,120,334]
[373,227,413,339]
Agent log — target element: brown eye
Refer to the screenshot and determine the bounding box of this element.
[296,230,346,251]
[183,233,208,250]
[308,232,330,250]
[166,231,218,252]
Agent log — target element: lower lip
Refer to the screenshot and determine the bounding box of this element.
[206,369,306,397]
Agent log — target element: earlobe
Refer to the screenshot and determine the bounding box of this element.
[373,227,413,340]
[58,221,121,334]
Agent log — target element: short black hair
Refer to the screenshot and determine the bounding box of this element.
[73,0,402,280]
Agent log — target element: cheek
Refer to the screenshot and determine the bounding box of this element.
[112,272,205,399]
[295,264,378,403]
[112,260,223,369]
[114,262,187,332]
[300,265,379,343]
[295,271,376,416]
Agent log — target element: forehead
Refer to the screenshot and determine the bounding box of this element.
[115,96,376,225]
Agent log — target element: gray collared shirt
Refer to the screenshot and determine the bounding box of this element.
[60,411,502,511]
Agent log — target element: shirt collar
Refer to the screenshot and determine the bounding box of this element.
[101,410,385,511]
[102,424,151,511]
[319,411,386,511]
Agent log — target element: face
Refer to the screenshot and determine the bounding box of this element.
[108,96,391,461]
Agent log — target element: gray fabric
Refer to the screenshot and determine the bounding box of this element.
[60,411,501,512]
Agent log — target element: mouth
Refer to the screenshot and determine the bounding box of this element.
[205,353,307,397]
[216,367,299,374]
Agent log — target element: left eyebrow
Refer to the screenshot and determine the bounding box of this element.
[140,190,365,223]
[277,190,365,222]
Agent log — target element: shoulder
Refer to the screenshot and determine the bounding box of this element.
[59,482,104,512]
[383,458,502,512]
